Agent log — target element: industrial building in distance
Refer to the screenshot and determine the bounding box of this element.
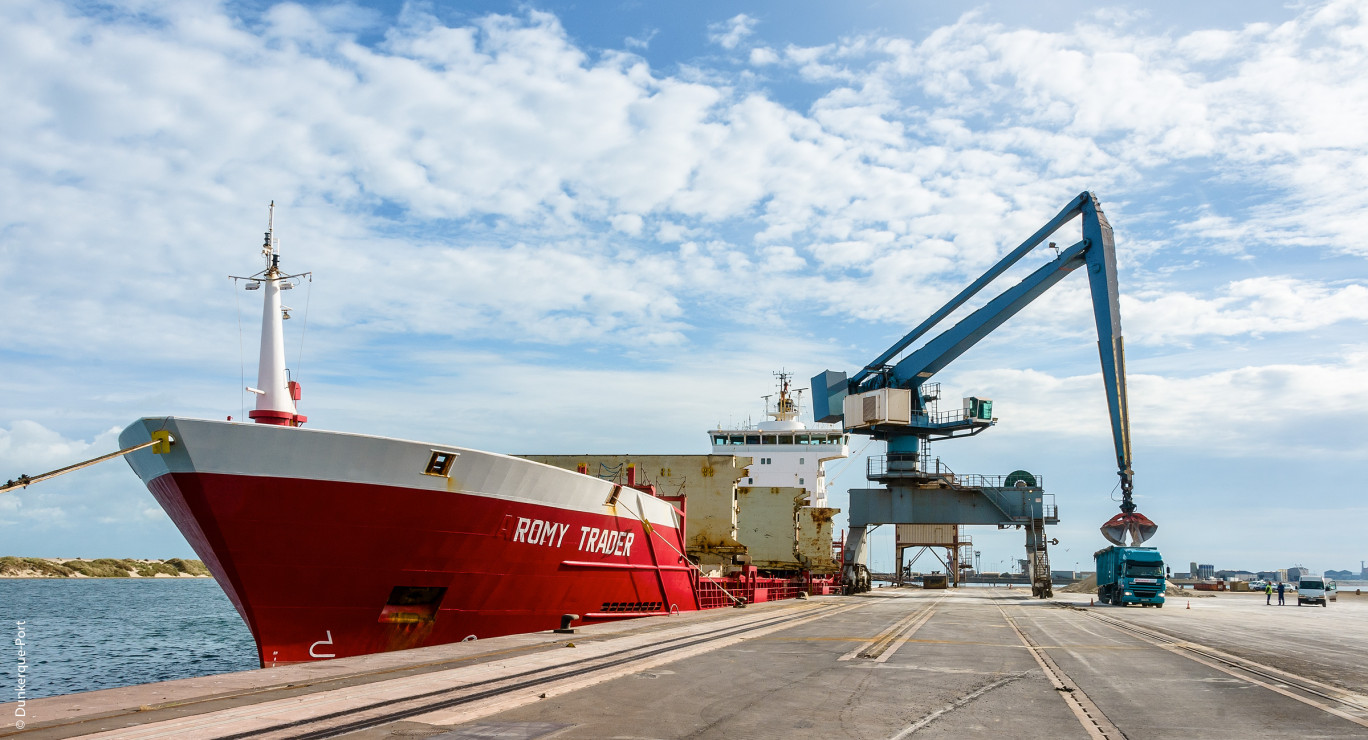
[1173,561,1367,582]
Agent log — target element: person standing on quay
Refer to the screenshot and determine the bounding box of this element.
[1266,581,1273,605]
[1277,581,1286,606]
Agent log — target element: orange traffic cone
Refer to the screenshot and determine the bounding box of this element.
[1186,600,1190,610]
[1089,598,1094,606]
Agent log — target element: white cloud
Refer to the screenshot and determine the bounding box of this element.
[970,274,1368,347]
[760,1,1368,256]
[10,0,1364,374]
[610,213,645,236]
[708,14,758,50]
[0,421,159,534]
[625,29,659,50]
[951,348,1368,458]
[749,47,779,65]
[0,420,104,473]
[760,245,806,272]
[656,221,698,243]
[1127,278,1368,342]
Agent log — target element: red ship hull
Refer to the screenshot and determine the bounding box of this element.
[148,471,700,665]
[123,418,711,666]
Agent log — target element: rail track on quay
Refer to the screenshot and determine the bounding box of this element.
[1063,603,1368,729]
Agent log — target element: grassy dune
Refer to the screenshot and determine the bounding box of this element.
[0,556,212,578]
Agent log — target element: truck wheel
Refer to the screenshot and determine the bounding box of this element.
[1156,603,1163,608]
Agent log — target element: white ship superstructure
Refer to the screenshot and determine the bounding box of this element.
[709,373,848,506]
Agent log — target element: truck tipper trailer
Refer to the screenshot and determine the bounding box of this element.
[1095,546,1165,607]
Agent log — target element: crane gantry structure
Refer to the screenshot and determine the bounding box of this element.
[812,192,1156,597]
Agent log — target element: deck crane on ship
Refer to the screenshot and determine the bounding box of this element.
[811,191,1156,597]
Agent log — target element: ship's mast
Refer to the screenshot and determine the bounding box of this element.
[246,202,307,427]
[768,371,799,423]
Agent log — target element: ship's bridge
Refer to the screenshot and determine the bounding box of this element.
[708,427,849,507]
[709,430,849,448]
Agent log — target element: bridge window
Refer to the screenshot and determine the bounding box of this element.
[779,435,793,444]
[746,435,760,445]
[729,435,743,445]
[713,435,727,445]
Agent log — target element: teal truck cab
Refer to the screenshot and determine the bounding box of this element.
[1095,546,1165,607]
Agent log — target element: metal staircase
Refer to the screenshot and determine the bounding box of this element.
[1027,515,1053,598]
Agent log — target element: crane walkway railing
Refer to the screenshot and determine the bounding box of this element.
[911,409,976,426]
[864,455,1056,522]
[866,455,1045,489]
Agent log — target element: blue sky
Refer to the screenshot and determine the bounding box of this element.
[1,0,1365,577]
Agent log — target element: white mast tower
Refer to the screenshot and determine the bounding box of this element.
[243,202,308,427]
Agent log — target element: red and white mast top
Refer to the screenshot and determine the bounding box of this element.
[245,202,307,427]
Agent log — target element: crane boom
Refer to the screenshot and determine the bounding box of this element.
[850,193,1093,388]
[813,191,1154,546]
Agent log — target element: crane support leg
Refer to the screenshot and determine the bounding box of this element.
[842,526,871,594]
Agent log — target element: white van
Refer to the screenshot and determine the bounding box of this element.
[1297,576,1330,606]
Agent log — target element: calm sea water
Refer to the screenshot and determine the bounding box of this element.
[0,579,256,700]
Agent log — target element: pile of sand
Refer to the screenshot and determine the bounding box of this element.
[1060,574,1213,598]
[1061,574,1097,593]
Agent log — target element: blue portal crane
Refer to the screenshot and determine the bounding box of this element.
[812,192,1156,595]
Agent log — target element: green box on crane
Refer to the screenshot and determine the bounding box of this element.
[963,397,992,420]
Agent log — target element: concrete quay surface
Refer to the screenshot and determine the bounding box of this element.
[4,588,1367,739]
